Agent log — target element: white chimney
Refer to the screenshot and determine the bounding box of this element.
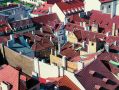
[54,49,57,56]
[102,78,109,83]
[82,41,85,48]
[89,70,95,75]
[62,56,66,67]
[105,43,109,52]
[94,85,101,90]
[58,43,61,54]
[77,61,84,71]
[1,81,11,90]
[48,7,52,14]
[54,85,59,90]
[40,27,43,33]
[34,57,40,77]
[32,31,34,34]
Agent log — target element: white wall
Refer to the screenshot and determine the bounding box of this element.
[39,61,64,78]
[84,0,101,12]
[52,3,65,23]
[116,1,119,16]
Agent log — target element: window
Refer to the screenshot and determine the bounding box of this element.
[107,5,111,13]
[101,6,104,10]
[92,43,94,46]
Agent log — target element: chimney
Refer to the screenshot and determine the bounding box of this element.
[33,57,40,77]
[48,6,52,14]
[89,70,95,75]
[112,23,116,36]
[58,43,61,54]
[92,23,98,32]
[54,85,59,90]
[82,41,85,48]
[10,34,15,43]
[94,85,101,90]
[106,32,110,37]
[40,27,43,33]
[1,81,11,90]
[104,43,109,52]
[32,31,34,34]
[80,22,83,27]
[62,56,66,67]
[50,36,53,43]
[77,61,84,70]
[102,78,109,83]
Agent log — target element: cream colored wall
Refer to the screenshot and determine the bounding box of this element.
[88,41,96,54]
[92,24,98,32]
[67,32,78,44]
[52,3,65,23]
[116,1,119,16]
[84,0,101,12]
[80,50,88,55]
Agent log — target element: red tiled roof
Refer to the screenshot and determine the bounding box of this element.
[32,13,60,25]
[99,0,112,3]
[0,65,19,90]
[0,21,11,32]
[56,75,80,90]
[10,19,33,29]
[47,0,62,4]
[61,47,80,59]
[32,36,53,51]
[89,10,119,32]
[32,2,53,15]
[56,0,84,14]
[75,60,119,90]
[65,23,84,32]
[97,51,119,62]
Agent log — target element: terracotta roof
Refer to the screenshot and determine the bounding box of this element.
[56,0,84,15]
[0,21,11,33]
[47,0,62,4]
[32,36,53,51]
[61,47,80,59]
[56,75,80,90]
[65,23,84,32]
[0,65,19,90]
[75,60,119,90]
[89,10,119,32]
[10,19,33,29]
[99,0,112,3]
[32,2,53,15]
[32,13,60,25]
[97,51,119,62]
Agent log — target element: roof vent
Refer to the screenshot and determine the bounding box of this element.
[95,85,101,90]
[89,70,95,75]
[102,78,109,83]
[1,81,12,90]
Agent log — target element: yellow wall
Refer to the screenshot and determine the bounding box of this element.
[50,54,78,72]
[67,32,78,44]
[88,41,96,54]
[91,24,98,32]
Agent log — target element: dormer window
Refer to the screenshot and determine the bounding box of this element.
[92,43,94,46]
